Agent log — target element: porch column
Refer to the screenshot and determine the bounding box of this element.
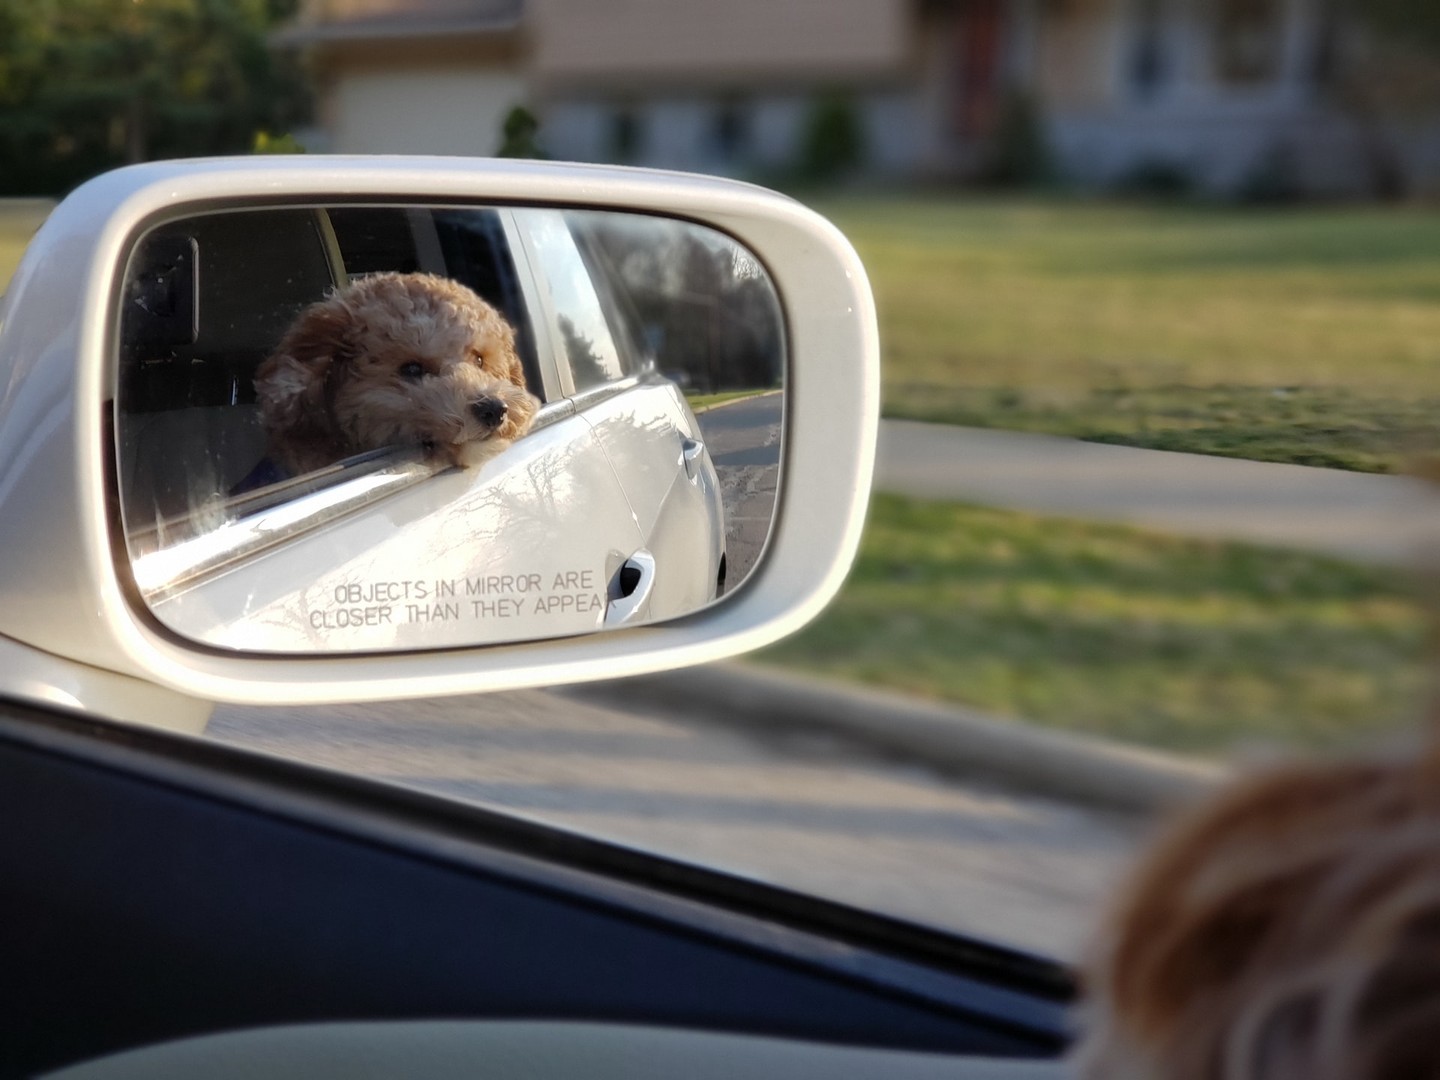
[1277,0,1321,101]
[1006,0,1042,92]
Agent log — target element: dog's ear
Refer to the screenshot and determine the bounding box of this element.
[508,353,529,394]
[254,299,352,441]
[498,322,529,392]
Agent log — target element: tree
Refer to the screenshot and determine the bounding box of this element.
[581,214,783,394]
[0,0,308,195]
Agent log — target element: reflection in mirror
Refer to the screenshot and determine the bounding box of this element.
[114,204,784,654]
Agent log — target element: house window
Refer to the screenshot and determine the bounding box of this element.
[713,99,750,163]
[610,108,643,164]
[1213,0,1283,84]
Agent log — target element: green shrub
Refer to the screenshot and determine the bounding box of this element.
[979,92,1054,189]
[251,131,305,154]
[798,92,865,183]
[497,105,545,159]
[1114,158,1195,199]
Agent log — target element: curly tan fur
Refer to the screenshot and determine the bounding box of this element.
[1073,751,1440,1080]
[254,272,539,475]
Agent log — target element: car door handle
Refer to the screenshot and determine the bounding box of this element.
[604,550,656,627]
[681,437,705,481]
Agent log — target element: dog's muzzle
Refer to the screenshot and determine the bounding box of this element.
[470,398,508,430]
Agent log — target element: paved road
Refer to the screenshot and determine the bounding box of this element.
[213,420,1433,966]
[210,688,1145,962]
[696,392,781,591]
[878,421,1440,565]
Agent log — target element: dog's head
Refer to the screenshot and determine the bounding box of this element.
[254,272,540,474]
[1073,757,1440,1080]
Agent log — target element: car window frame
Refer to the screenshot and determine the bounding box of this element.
[114,203,583,602]
[507,207,643,405]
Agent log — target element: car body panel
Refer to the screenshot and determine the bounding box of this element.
[145,411,645,651]
[578,378,726,616]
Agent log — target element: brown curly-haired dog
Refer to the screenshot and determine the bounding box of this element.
[254,272,539,477]
[1072,750,1440,1080]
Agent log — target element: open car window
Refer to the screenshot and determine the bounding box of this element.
[327,206,545,397]
[115,205,548,594]
[117,206,534,516]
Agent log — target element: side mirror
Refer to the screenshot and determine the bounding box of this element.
[0,158,877,730]
[118,204,781,652]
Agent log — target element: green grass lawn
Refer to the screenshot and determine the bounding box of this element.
[760,495,1431,755]
[816,197,1440,472]
[12,195,1433,473]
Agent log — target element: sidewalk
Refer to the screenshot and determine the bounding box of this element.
[877,421,1440,566]
[574,425,1440,814]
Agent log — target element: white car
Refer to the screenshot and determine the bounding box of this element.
[0,161,1056,1080]
[114,202,753,653]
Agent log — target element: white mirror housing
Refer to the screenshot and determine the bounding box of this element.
[0,157,877,728]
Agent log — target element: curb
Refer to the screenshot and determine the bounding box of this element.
[689,389,783,415]
[566,662,1230,816]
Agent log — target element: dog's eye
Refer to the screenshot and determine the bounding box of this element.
[399,362,426,381]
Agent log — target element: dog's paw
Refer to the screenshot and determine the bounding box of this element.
[454,437,514,471]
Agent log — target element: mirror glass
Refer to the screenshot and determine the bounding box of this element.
[113,204,784,653]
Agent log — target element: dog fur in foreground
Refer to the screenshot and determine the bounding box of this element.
[1073,750,1440,1080]
[254,272,540,476]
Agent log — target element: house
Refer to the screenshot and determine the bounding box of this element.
[276,0,1431,197]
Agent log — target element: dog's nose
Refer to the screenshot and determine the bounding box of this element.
[471,398,508,428]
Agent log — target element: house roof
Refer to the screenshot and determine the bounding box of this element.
[529,0,912,88]
[276,0,912,85]
[273,0,522,47]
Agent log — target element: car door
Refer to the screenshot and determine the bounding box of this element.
[508,208,725,624]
